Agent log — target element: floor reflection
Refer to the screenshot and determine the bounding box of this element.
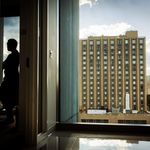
[79,138,150,150]
[38,131,150,150]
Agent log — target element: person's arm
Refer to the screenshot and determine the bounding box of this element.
[2,55,10,70]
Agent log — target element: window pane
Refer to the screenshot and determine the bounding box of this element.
[78,0,150,125]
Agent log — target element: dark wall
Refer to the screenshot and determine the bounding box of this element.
[0,0,20,17]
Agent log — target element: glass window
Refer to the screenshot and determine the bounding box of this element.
[104,56,107,59]
[133,61,136,64]
[83,51,86,55]
[140,45,143,49]
[104,40,107,44]
[78,0,150,127]
[90,51,93,55]
[118,50,121,54]
[132,45,136,49]
[110,40,115,44]
[83,41,86,45]
[90,40,94,45]
[139,39,143,44]
[132,55,136,59]
[97,40,100,45]
[140,61,143,64]
[132,39,136,44]
[140,55,143,59]
[111,45,114,49]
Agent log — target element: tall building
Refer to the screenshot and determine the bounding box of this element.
[79,31,147,117]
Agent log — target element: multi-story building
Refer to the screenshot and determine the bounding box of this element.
[79,31,149,123]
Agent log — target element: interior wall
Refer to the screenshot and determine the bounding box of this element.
[20,0,38,146]
[59,0,79,122]
[0,18,3,83]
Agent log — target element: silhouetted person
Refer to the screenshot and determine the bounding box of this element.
[0,38,19,125]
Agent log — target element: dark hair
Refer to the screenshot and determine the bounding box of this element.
[7,38,18,48]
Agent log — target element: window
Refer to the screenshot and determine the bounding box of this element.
[132,39,136,44]
[125,40,128,44]
[78,0,150,127]
[90,40,94,45]
[132,55,136,59]
[139,39,143,44]
[140,61,143,64]
[133,61,136,64]
[111,45,114,49]
[83,41,86,45]
[104,66,107,69]
[110,40,115,44]
[97,40,100,45]
[104,40,107,44]
[104,56,107,59]
[140,45,143,49]
[140,55,143,59]
[118,50,121,54]
[132,45,136,49]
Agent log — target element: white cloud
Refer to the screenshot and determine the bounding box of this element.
[80,0,98,7]
[80,22,136,39]
[146,39,150,53]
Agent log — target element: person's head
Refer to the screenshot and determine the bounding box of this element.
[7,38,18,51]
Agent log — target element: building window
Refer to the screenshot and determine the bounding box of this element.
[97,40,100,45]
[140,61,143,64]
[118,51,121,55]
[125,39,128,44]
[90,40,94,45]
[132,45,136,49]
[90,51,93,55]
[104,40,107,44]
[111,45,114,49]
[83,41,87,45]
[83,51,86,55]
[140,55,143,59]
[140,45,143,49]
[132,39,136,44]
[110,40,115,44]
[132,55,136,59]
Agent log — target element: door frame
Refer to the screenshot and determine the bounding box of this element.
[20,0,59,146]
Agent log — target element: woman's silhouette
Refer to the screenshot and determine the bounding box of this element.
[0,38,19,125]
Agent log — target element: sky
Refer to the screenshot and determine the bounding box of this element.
[79,0,150,75]
[3,17,20,59]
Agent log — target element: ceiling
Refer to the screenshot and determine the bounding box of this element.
[0,0,20,17]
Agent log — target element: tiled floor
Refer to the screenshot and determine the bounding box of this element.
[37,131,150,150]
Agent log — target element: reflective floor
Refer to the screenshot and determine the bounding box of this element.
[38,131,150,150]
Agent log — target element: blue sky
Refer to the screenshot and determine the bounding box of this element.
[80,0,150,75]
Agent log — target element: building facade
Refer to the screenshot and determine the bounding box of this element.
[79,31,147,119]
